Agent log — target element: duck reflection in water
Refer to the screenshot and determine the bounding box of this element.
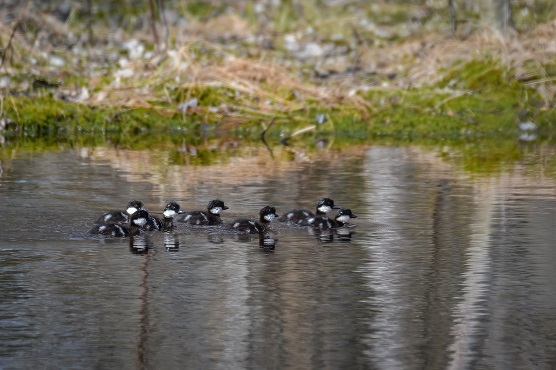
[309,228,334,243]
[259,234,277,252]
[335,226,354,243]
[207,234,225,244]
[308,226,354,243]
[129,234,153,254]
[163,232,181,252]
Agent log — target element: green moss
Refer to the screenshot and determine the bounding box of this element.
[182,1,225,19]
[355,59,553,142]
[439,59,516,90]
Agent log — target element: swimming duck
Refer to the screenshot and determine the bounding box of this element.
[95,200,145,225]
[307,208,357,230]
[159,201,187,230]
[278,197,339,226]
[179,199,228,225]
[229,206,279,234]
[89,223,134,237]
[90,208,154,237]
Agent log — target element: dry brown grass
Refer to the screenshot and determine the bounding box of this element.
[363,19,556,103]
[90,40,373,122]
[1,6,555,116]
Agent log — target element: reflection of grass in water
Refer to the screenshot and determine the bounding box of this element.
[2,128,556,179]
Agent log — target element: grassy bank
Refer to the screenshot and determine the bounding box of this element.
[2,58,553,147]
[1,1,555,157]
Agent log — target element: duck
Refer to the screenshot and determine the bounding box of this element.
[278,197,339,226]
[90,202,185,236]
[159,201,187,230]
[307,208,357,230]
[95,200,145,225]
[179,199,228,225]
[129,209,161,231]
[229,206,279,234]
[89,223,134,237]
[89,208,153,237]
[138,202,186,231]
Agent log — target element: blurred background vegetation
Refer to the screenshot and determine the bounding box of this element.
[0,0,555,152]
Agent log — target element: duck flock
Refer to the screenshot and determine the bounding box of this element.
[89,198,357,239]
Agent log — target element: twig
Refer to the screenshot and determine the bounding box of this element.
[0,21,21,71]
[148,0,160,51]
[325,113,335,149]
[85,0,94,46]
[448,0,456,39]
[279,125,315,146]
[9,96,21,126]
[158,0,168,47]
[260,117,276,158]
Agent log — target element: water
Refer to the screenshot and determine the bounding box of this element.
[1,145,555,369]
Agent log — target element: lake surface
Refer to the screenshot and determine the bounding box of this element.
[1,144,555,369]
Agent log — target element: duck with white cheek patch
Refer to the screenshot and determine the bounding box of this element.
[139,202,186,231]
[278,197,340,226]
[95,200,145,225]
[159,201,187,230]
[90,208,152,237]
[129,209,151,229]
[179,199,229,225]
[307,208,358,230]
[89,222,135,238]
[229,206,279,234]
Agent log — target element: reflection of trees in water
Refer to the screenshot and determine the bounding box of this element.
[446,180,493,369]
[363,146,556,369]
[163,232,180,252]
[130,234,153,369]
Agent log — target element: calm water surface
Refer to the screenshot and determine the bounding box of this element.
[0,145,555,369]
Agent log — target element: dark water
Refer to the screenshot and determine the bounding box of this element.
[1,145,555,369]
